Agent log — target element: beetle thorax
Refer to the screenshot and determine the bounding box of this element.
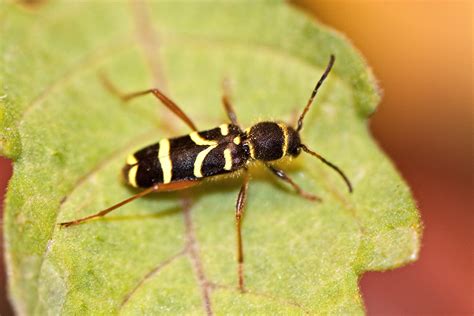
[244,121,301,161]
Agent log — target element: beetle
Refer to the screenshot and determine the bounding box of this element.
[60,55,352,291]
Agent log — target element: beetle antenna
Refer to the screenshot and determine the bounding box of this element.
[296,55,335,132]
[300,144,353,193]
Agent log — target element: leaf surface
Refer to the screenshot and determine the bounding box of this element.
[1,1,421,314]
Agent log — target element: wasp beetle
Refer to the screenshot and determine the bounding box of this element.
[60,55,352,291]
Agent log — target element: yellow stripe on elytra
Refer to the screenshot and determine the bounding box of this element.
[278,123,289,157]
[219,124,229,136]
[223,148,232,171]
[194,145,218,178]
[128,165,139,188]
[190,131,217,146]
[126,154,138,165]
[158,139,172,183]
[233,136,241,145]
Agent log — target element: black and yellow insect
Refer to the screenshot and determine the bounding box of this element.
[60,55,352,291]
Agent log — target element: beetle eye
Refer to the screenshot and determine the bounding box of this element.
[289,146,301,157]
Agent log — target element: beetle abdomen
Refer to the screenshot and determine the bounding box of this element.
[123,124,248,188]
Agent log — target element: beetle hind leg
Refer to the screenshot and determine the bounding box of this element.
[59,180,200,228]
[98,71,198,131]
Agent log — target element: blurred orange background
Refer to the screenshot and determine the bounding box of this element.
[1,1,472,314]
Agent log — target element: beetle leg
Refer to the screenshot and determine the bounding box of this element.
[59,180,199,228]
[222,78,240,127]
[235,168,249,292]
[99,71,198,131]
[266,164,321,201]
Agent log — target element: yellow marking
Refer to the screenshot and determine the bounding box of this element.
[245,127,255,159]
[190,131,217,146]
[248,141,256,159]
[278,123,289,157]
[128,165,139,188]
[219,124,229,136]
[194,145,218,178]
[233,136,241,145]
[126,154,138,165]
[158,139,172,183]
[223,148,232,171]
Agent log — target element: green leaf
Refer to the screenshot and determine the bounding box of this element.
[1,1,421,314]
